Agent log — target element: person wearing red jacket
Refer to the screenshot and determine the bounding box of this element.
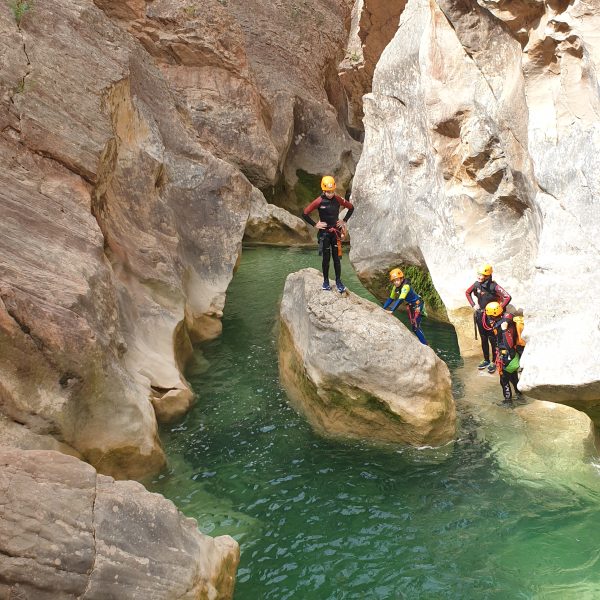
[465,264,511,373]
[302,175,354,293]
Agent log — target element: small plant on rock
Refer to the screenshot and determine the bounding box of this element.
[7,0,33,25]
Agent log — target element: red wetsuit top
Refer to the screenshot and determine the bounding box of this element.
[465,278,511,310]
[302,193,354,228]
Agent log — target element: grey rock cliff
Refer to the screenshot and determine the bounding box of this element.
[0,448,239,599]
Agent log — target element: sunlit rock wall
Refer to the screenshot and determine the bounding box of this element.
[349,0,600,424]
[0,0,362,475]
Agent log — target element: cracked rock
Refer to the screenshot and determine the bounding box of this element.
[0,449,239,600]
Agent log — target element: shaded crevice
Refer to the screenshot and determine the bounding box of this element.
[3,303,44,351]
[150,384,178,395]
[78,474,99,600]
[9,21,33,132]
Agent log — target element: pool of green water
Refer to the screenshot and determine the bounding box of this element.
[147,246,600,599]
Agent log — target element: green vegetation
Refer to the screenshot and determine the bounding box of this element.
[294,169,322,211]
[345,50,362,64]
[13,76,34,95]
[8,0,33,25]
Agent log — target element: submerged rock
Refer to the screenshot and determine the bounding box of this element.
[0,448,239,599]
[244,188,313,246]
[457,358,597,486]
[278,268,455,447]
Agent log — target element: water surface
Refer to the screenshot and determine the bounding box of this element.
[148,247,600,599]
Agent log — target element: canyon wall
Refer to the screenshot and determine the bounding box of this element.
[349,0,600,425]
[0,0,357,477]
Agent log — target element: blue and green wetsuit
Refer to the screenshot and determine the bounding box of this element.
[382,279,427,345]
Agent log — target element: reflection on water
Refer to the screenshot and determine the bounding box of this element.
[147,247,600,599]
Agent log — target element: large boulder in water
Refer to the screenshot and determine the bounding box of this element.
[278,268,455,447]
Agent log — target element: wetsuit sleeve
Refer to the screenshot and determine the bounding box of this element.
[494,283,511,308]
[388,285,409,312]
[336,195,355,221]
[465,282,476,307]
[383,286,397,310]
[302,197,322,227]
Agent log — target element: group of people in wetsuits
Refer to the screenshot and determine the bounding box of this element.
[466,264,524,406]
[302,175,428,346]
[302,175,523,406]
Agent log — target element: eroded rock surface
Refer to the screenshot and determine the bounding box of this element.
[244,188,313,246]
[279,268,455,446]
[348,0,600,425]
[94,0,361,212]
[0,0,255,476]
[340,0,407,130]
[0,448,239,600]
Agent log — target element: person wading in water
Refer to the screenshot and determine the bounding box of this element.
[484,301,525,406]
[302,175,354,293]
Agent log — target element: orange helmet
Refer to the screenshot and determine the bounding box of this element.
[477,263,493,277]
[321,175,336,192]
[389,268,404,281]
[485,301,503,317]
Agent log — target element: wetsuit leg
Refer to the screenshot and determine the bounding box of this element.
[476,312,491,361]
[330,233,342,281]
[409,305,428,345]
[499,371,512,400]
[320,233,332,282]
[488,332,497,364]
[509,371,520,396]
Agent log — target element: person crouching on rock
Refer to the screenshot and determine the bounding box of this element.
[465,263,511,374]
[382,268,428,345]
[484,301,525,407]
[302,175,354,293]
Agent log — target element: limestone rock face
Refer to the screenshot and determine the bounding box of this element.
[0,0,252,476]
[348,0,600,424]
[0,448,239,600]
[279,268,455,446]
[244,188,313,246]
[224,0,361,209]
[339,0,407,130]
[94,0,361,211]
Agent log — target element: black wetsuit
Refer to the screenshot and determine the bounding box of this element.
[302,193,354,283]
[490,313,520,400]
[465,278,511,362]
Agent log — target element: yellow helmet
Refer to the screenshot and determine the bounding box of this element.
[321,175,336,192]
[477,263,493,277]
[485,301,503,317]
[389,268,404,281]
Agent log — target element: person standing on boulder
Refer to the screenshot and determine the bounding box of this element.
[484,301,524,406]
[302,175,354,293]
[465,264,511,373]
[382,268,428,345]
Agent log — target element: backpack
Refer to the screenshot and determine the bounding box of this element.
[513,316,526,346]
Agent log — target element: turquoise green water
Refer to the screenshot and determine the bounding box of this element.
[147,247,600,599]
